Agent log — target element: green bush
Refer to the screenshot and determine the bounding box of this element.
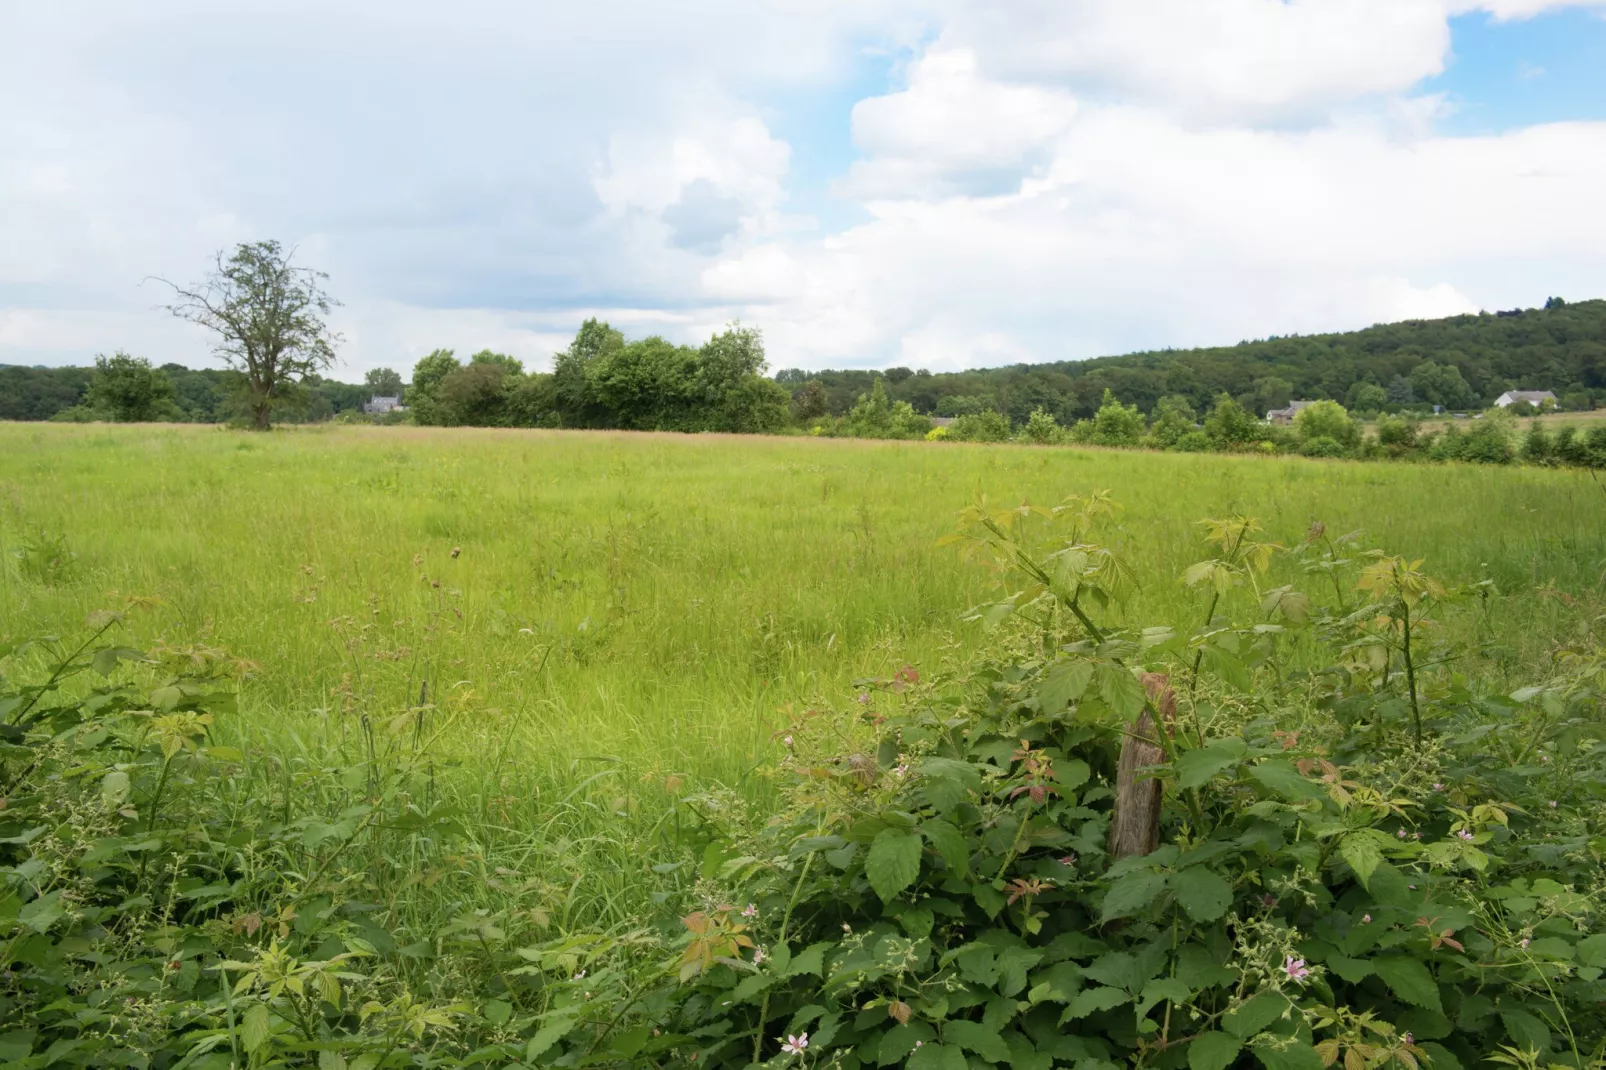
[612,503,1606,1069]
[1300,434,1347,458]
[1174,430,1212,453]
[1293,401,1359,452]
[949,410,1012,443]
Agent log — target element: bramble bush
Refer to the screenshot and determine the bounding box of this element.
[3,495,1604,1069]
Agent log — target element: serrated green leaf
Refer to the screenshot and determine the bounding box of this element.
[1224,992,1289,1039]
[866,828,923,902]
[1189,1031,1241,1070]
[101,770,131,804]
[921,820,970,877]
[1100,871,1168,923]
[944,1020,1010,1063]
[525,1015,578,1060]
[907,1042,968,1070]
[1171,867,1233,922]
[1062,986,1129,1019]
[1371,956,1442,1013]
[1574,933,1606,968]
[785,942,830,977]
[1339,829,1392,889]
[240,1003,272,1053]
[1251,1038,1324,1070]
[1175,740,1248,790]
[877,1022,936,1065]
[1096,664,1147,720]
[1040,659,1095,713]
[1247,760,1322,801]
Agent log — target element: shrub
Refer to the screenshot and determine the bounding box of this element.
[1301,434,1346,457]
[1203,394,1263,449]
[949,410,1012,443]
[1021,407,1066,445]
[610,502,1606,1070]
[1293,400,1359,451]
[1089,390,1144,447]
[1173,430,1212,452]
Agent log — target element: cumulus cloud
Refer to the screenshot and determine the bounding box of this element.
[1,0,1605,376]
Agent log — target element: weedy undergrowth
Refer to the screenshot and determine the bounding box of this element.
[2,494,1604,1070]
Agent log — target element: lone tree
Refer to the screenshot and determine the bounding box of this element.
[159,241,340,430]
[87,352,176,422]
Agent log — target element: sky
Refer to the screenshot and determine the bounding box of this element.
[2,1,1605,379]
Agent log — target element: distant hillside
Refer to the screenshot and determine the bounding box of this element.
[779,298,1606,423]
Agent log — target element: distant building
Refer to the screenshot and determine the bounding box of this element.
[1266,400,1316,425]
[364,395,405,415]
[1492,390,1557,409]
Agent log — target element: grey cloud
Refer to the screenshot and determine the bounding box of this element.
[662,179,745,252]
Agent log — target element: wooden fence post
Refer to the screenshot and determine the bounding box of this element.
[1106,673,1177,861]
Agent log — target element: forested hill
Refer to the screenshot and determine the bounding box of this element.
[779,297,1606,423]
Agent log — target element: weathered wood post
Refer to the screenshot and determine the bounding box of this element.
[1106,673,1177,861]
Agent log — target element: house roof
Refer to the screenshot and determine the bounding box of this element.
[1496,390,1556,403]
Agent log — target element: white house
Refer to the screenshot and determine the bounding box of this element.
[1266,400,1315,425]
[363,395,405,415]
[1492,390,1557,410]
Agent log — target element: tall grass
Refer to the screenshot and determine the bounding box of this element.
[3,421,1604,928]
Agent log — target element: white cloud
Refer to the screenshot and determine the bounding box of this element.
[2,0,1605,378]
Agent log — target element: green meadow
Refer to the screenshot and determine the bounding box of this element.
[4,421,1602,795]
[5,420,1606,1065]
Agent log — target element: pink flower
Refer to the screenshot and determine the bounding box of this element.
[1433,783,1443,791]
[1457,829,1474,841]
[741,903,758,919]
[1284,956,1311,983]
[780,1033,809,1056]
[1402,1033,1413,1045]
[1520,938,1531,948]
[1362,914,1372,923]
[1059,855,1077,866]
[753,947,767,964]
[893,764,910,778]
[1396,829,1407,839]
[782,735,794,748]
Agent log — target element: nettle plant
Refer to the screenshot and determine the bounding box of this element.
[568,496,1606,1070]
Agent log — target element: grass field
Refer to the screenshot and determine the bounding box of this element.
[1407,407,1606,436]
[5,419,1606,1034]
[4,421,1604,792]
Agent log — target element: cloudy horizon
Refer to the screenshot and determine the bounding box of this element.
[3,0,1605,379]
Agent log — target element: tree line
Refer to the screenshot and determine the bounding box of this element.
[782,296,1605,424]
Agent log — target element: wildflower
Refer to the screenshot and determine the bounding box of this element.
[1433,783,1443,791]
[780,1033,809,1056]
[914,1041,923,1049]
[1361,914,1372,924]
[782,735,794,748]
[1396,829,1407,839]
[842,922,852,933]
[1402,1033,1413,1046]
[1457,829,1474,841]
[1520,938,1531,948]
[1413,831,1421,840]
[741,903,758,919]
[1059,854,1077,866]
[753,947,767,965]
[893,764,909,778]
[1261,894,1277,908]
[856,692,870,705]
[572,970,586,981]
[1284,956,1311,983]
[1549,800,1558,808]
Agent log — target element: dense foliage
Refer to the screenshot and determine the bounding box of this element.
[405,322,791,434]
[4,495,1602,1068]
[780,299,1606,425]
